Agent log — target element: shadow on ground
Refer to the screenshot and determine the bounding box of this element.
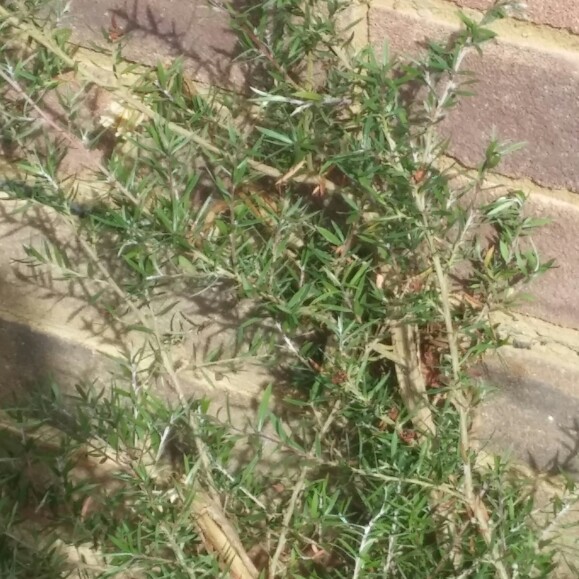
[473,352,579,481]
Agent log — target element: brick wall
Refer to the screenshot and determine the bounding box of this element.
[4,0,579,474]
[366,0,579,331]
[365,0,579,474]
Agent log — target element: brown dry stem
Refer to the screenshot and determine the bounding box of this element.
[389,322,436,438]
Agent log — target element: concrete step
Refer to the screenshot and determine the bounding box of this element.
[0,197,275,412]
[472,313,579,578]
[473,312,579,478]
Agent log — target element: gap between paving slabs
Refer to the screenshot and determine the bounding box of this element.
[2,6,579,577]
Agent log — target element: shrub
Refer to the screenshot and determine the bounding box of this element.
[0,0,560,577]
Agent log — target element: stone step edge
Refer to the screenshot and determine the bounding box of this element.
[491,310,579,358]
[0,305,269,404]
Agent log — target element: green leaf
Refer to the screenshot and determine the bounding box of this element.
[317,226,342,246]
[257,384,272,432]
[256,127,293,145]
[473,26,497,44]
[522,217,551,230]
[287,283,311,310]
[156,63,167,87]
[292,90,322,101]
[499,239,510,263]
[176,255,197,274]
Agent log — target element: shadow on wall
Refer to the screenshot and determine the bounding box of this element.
[66,0,264,90]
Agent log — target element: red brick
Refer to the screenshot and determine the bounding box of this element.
[66,0,246,87]
[370,7,579,193]
[453,181,579,330]
[449,0,579,35]
[460,184,579,330]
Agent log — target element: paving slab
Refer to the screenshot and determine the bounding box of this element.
[471,313,579,575]
[472,313,579,478]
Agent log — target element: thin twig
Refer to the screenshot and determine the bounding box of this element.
[160,524,197,579]
[75,232,219,488]
[268,466,308,578]
[353,495,388,579]
[267,396,342,578]
[415,20,511,578]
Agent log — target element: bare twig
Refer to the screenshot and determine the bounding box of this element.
[413,14,512,576]
[353,494,388,579]
[268,466,308,578]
